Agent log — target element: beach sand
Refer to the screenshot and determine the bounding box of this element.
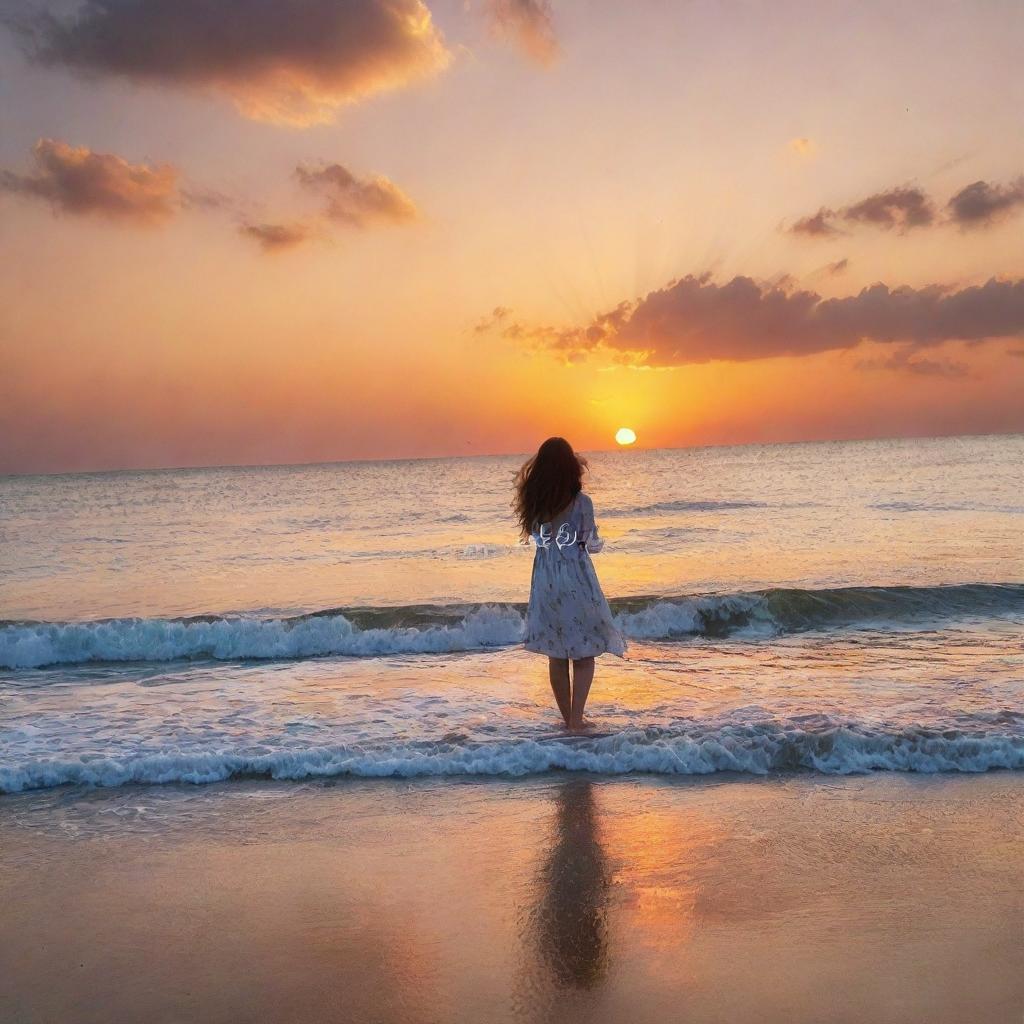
[2,773,1022,1024]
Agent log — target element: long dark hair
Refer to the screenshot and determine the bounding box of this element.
[513,437,588,538]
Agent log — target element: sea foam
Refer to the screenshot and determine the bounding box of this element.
[0,606,525,670]
[2,721,1022,793]
[2,583,1022,669]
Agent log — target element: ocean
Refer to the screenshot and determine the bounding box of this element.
[1,434,1022,792]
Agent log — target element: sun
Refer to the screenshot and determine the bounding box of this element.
[615,427,637,446]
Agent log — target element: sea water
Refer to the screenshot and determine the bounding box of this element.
[1,435,1022,791]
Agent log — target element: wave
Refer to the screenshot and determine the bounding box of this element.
[2,583,1021,670]
[614,582,1024,639]
[872,501,1024,514]
[2,720,1021,793]
[602,499,767,517]
[0,605,526,670]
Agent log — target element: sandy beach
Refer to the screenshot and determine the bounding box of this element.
[2,772,1021,1024]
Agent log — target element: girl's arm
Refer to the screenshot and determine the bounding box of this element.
[579,493,605,553]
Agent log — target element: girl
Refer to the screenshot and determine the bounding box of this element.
[514,437,626,731]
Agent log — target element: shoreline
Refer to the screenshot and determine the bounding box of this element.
[4,760,1024,798]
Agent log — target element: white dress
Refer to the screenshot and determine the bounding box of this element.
[524,492,627,660]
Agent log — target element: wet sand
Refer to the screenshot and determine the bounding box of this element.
[1,773,1022,1024]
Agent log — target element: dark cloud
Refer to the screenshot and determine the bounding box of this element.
[826,258,849,275]
[946,177,1024,227]
[8,0,450,125]
[482,273,1024,366]
[789,207,840,237]
[841,186,934,230]
[792,175,1024,239]
[0,137,178,224]
[240,221,313,252]
[485,0,559,65]
[788,187,936,238]
[296,162,417,227]
[0,140,419,251]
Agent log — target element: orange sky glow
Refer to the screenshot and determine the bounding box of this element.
[1,0,1023,473]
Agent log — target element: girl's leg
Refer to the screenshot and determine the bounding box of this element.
[569,657,595,730]
[548,657,571,726]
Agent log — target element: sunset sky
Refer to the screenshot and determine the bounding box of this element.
[2,0,1023,474]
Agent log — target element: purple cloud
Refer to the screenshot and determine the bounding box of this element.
[947,177,1024,227]
[7,0,450,125]
[296,162,418,227]
[0,138,178,224]
[482,273,1024,365]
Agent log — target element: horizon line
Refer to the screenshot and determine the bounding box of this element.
[2,428,1022,481]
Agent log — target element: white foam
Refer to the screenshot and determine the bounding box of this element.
[3,582,1021,669]
[615,593,772,638]
[0,598,755,669]
[0,606,526,670]
[2,724,1021,793]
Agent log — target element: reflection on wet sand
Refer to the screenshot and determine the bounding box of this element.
[515,778,613,1019]
[534,779,611,989]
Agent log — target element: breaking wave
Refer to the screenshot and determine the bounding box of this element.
[2,718,1022,793]
[2,583,1021,670]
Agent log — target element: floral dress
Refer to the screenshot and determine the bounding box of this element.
[524,491,627,660]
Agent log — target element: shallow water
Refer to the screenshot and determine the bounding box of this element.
[1,435,1022,791]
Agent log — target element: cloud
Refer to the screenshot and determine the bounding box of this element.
[485,0,559,65]
[791,175,1024,239]
[296,162,417,227]
[481,273,1024,366]
[237,161,419,252]
[0,137,178,224]
[826,258,849,275]
[179,186,233,212]
[855,347,970,378]
[240,221,313,252]
[788,137,816,157]
[841,186,935,230]
[472,302,617,363]
[946,177,1024,227]
[790,187,936,236]
[789,207,841,237]
[0,140,416,252]
[473,306,513,333]
[8,0,450,125]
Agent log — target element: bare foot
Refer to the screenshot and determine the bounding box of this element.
[567,717,595,735]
